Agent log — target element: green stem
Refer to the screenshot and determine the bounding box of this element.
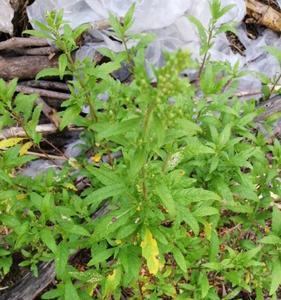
[122,37,133,66]
[66,51,98,122]
[198,23,215,78]
[143,104,155,140]
[141,167,148,201]
[269,73,281,98]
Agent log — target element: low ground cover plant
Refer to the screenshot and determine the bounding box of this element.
[0,1,281,299]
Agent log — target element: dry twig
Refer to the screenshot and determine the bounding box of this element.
[0,124,83,140]
[16,85,69,100]
[35,97,60,128]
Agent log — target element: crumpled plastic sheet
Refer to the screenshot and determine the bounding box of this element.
[27,0,281,91]
[20,140,84,178]
[20,160,59,178]
[0,0,14,34]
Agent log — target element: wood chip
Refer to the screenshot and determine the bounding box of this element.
[246,0,281,32]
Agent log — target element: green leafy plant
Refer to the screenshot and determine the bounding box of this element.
[0,2,281,299]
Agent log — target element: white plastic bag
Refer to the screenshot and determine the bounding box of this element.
[0,0,14,34]
[27,0,281,91]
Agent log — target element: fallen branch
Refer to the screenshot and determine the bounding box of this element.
[0,56,58,80]
[0,37,49,51]
[245,0,281,32]
[26,151,67,160]
[90,19,112,31]
[234,90,262,98]
[0,262,55,300]
[0,124,56,139]
[256,95,281,121]
[21,80,69,92]
[16,85,69,100]
[11,46,59,56]
[0,124,83,140]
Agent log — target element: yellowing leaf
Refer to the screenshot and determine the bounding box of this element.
[104,268,121,297]
[245,271,251,284]
[63,183,78,192]
[0,138,25,149]
[204,223,213,240]
[68,158,81,170]
[16,194,27,200]
[141,228,159,275]
[91,153,102,163]
[19,141,33,156]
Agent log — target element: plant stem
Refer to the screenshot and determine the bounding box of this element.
[122,37,134,67]
[140,103,156,202]
[143,104,155,140]
[66,51,98,122]
[269,72,281,97]
[141,167,148,201]
[198,23,215,78]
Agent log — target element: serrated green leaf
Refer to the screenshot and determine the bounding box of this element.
[188,15,207,50]
[172,247,187,273]
[62,222,90,236]
[260,235,281,245]
[60,106,80,130]
[219,124,232,147]
[182,188,221,202]
[36,68,60,80]
[272,207,281,236]
[180,208,199,236]
[265,46,281,65]
[58,54,68,80]
[155,184,176,217]
[40,228,57,253]
[199,271,210,298]
[64,280,80,300]
[15,93,37,121]
[55,243,69,280]
[270,259,281,295]
[96,117,140,140]
[119,245,141,285]
[41,288,63,299]
[193,207,219,217]
[85,184,125,209]
[88,248,114,266]
[69,269,103,283]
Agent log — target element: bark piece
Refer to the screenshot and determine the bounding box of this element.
[246,0,281,32]
[0,56,58,80]
[21,80,69,92]
[0,37,49,51]
[0,124,57,139]
[255,95,281,121]
[11,46,59,56]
